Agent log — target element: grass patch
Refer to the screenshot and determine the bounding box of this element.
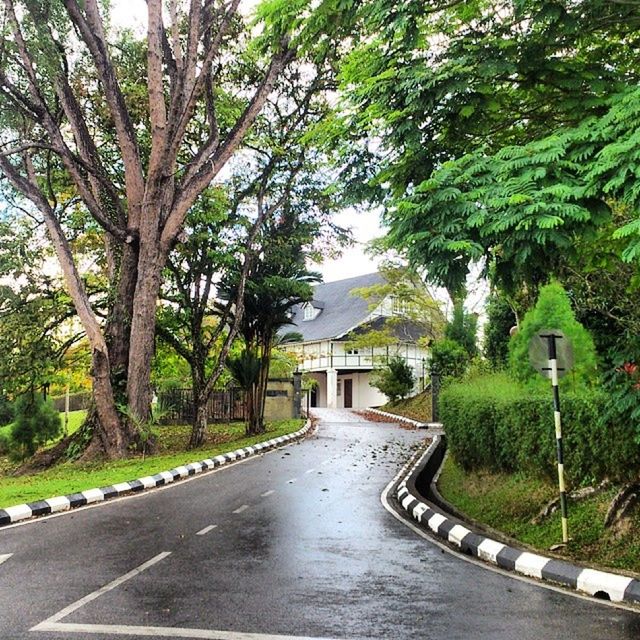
[0,419,303,509]
[438,455,640,575]
[380,389,431,422]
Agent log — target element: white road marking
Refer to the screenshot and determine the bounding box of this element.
[305,469,315,474]
[0,553,12,565]
[320,459,332,466]
[31,622,343,639]
[31,552,171,629]
[195,525,217,536]
[261,490,275,497]
[232,504,249,514]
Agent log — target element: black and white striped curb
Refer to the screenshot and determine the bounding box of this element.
[366,407,429,428]
[396,435,640,606]
[0,420,313,528]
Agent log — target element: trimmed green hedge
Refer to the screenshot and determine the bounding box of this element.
[440,374,640,486]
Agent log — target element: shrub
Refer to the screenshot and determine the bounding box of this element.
[509,282,598,386]
[10,394,62,458]
[440,373,640,486]
[429,338,468,379]
[371,357,415,403]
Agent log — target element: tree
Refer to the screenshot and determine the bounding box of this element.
[483,294,517,369]
[157,63,340,447]
[331,1,640,296]
[445,301,478,358]
[370,356,415,403]
[221,212,321,435]
[345,264,446,349]
[0,215,82,397]
[11,394,62,459]
[0,1,343,458]
[429,339,468,380]
[509,282,597,385]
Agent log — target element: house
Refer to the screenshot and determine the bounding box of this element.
[280,272,432,409]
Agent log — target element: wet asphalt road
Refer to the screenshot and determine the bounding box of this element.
[0,410,639,640]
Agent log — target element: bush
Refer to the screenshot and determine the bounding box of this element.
[11,394,62,458]
[509,282,598,385]
[429,338,468,379]
[440,373,640,486]
[371,357,415,403]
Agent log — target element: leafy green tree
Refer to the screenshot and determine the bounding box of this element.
[445,302,478,358]
[220,211,321,435]
[11,394,62,459]
[429,339,468,380]
[0,216,82,398]
[331,1,640,296]
[0,0,346,459]
[371,356,415,403]
[484,294,517,369]
[509,282,597,385]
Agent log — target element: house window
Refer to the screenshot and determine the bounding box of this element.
[346,348,359,355]
[392,297,409,315]
[303,304,315,321]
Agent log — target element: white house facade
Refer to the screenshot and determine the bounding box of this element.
[281,273,431,409]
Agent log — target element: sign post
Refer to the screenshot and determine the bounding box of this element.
[529,329,574,544]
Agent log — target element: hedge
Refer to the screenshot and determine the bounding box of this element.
[440,373,640,486]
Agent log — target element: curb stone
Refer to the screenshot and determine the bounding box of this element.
[0,420,313,528]
[366,407,430,428]
[396,434,640,606]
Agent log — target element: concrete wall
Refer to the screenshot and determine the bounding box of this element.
[263,379,295,421]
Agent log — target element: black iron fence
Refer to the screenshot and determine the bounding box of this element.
[157,388,245,425]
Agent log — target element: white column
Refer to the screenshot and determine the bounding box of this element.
[326,369,338,408]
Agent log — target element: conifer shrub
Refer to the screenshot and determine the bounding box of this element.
[10,394,62,459]
[509,282,597,385]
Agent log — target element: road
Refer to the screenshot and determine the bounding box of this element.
[0,410,638,640]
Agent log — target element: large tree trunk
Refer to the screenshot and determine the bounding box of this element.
[189,363,208,448]
[126,236,167,422]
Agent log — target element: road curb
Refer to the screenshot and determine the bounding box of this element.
[0,420,314,528]
[366,407,429,428]
[395,435,640,606]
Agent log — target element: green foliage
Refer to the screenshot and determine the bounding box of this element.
[601,355,640,446]
[0,396,14,426]
[226,350,262,390]
[370,356,415,403]
[441,373,640,486]
[483,294,517,369]
[509,282,597,385]
[444,301,477,357]
[429,339,468,379]
[334,1,640,294]
[10,394,62,459]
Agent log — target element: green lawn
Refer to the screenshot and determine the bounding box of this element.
[380,389,432,422]
[0,419,303,509]
[438,455,640,575]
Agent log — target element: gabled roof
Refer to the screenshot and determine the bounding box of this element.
[286,272,385,342]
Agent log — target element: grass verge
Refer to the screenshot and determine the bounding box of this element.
[438,455,640,575]
[0,419,304,509]
[380,389,432,422]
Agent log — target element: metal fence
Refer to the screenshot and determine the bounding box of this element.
[157,388,245,425]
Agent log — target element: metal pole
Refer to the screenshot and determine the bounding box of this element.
[543,333,569,543]
[64,384,70,437]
